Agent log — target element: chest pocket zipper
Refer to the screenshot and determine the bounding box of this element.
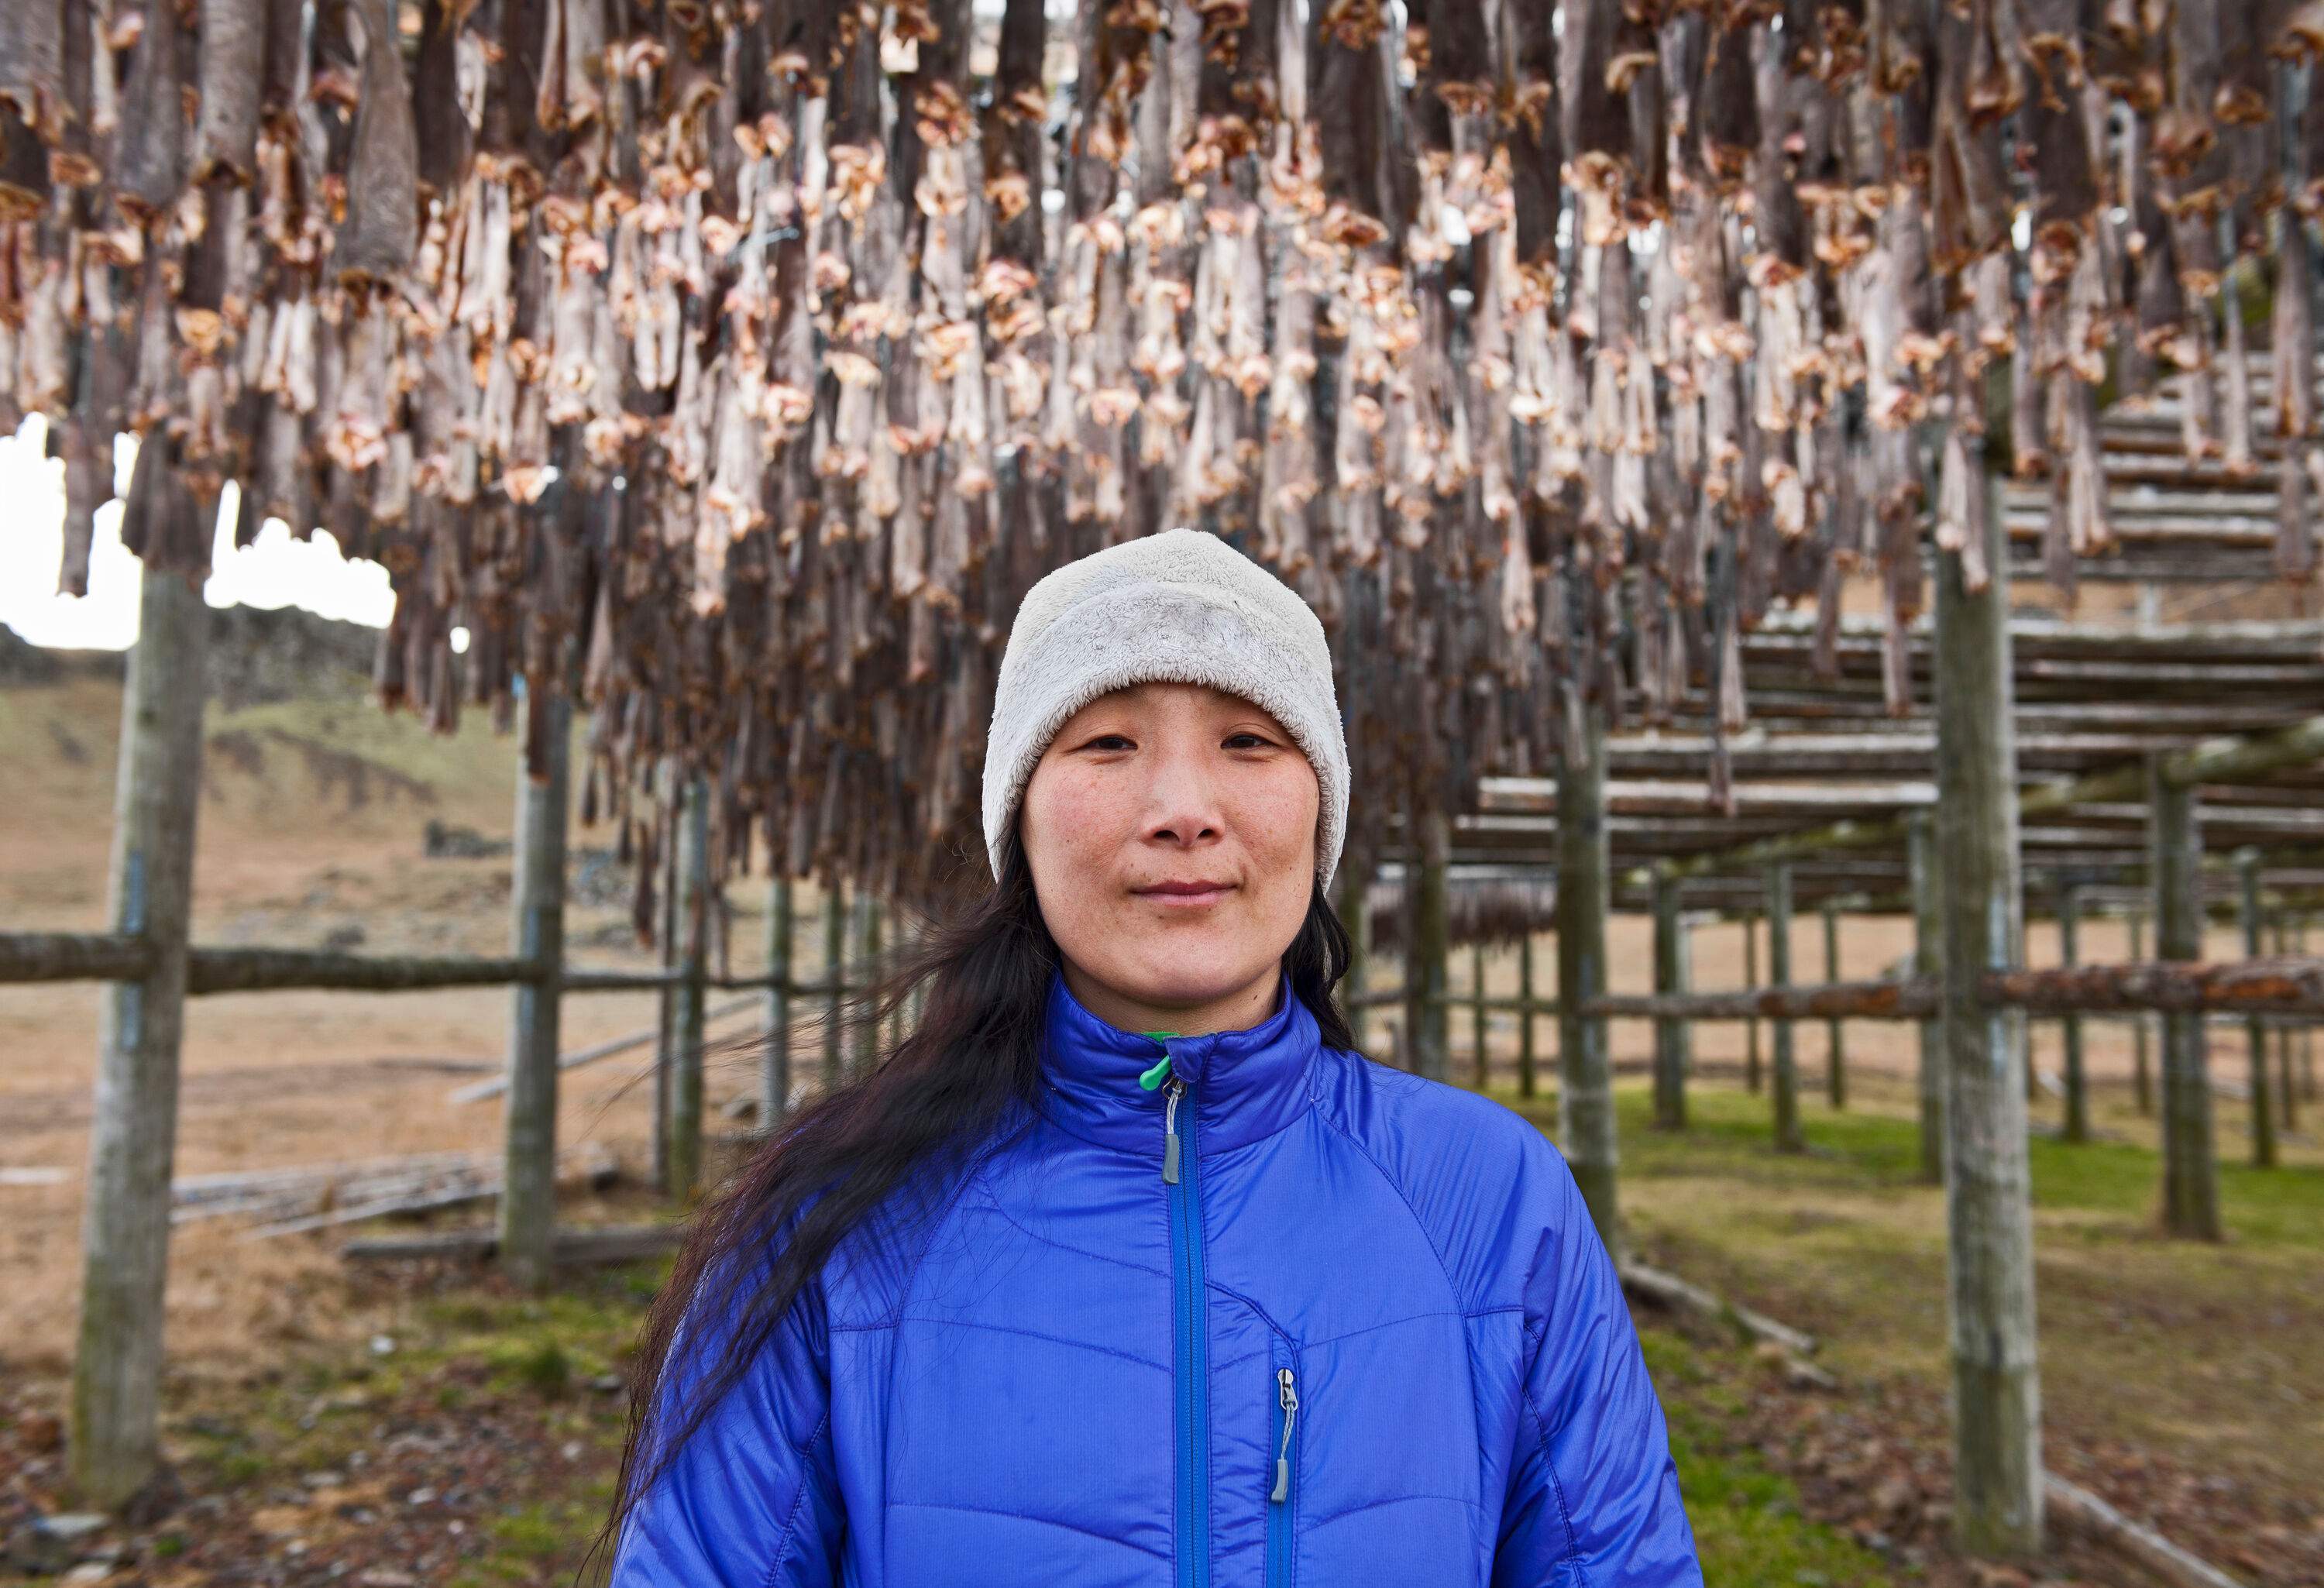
[1267,1363,1298,1584]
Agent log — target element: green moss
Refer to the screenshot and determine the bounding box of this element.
[1638,1332,1899,1585]
[1571,1081,2324,1249]
[490,1339,574,1400]
[1495,1074,2324,1501]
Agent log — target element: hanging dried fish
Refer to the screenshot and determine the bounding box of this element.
[191,0,266,184]
[335,0,419,287]
[113,0,186,224]
[1,0,2318,909]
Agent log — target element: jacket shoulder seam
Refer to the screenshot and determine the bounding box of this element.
[759,1403,833,1588]
[1309,1057,1475,1315]
[843,1137,1013,1331]
[1516,1377,1590,1585]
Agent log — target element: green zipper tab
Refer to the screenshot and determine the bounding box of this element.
[1137,1033,1177,1091]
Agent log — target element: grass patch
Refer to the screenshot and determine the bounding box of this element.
[1640,1331,1897,1586]
[1497,1074,2324,1524]
[491,1339,575,1400]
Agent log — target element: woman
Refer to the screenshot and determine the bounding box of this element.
[604,529,1702,1586]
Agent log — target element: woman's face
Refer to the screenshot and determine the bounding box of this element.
[1019,682,1320,1034]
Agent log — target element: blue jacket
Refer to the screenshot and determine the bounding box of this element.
[614,971,1702,1586]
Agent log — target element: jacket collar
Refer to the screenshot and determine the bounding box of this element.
[1037,968,1321,1159]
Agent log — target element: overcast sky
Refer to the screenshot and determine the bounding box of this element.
[1,416,396,651]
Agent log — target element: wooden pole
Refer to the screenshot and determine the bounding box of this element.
[70,565,210,1512]
[1766,861,1803,1153]
[1657,711,2324,885]
[2130,909,2154,1115]
[2152,758,2221,1239]
[1556,695,1619,1253]
[2303,916,2318,1105]
[2272,916,2300,1135]
[1909,812,1945,1184]
[1652,873,1688,1130]
[763,875,793,1130]
[2057,882,2088,1145]
[663,776,709,1201]
[1471,940,1489,1088]
[1336,862,1369,1050]
[1743,911,1762,1092]
[822,878,846,1089]
[1411,814,1452,1081]
[1934,466,2044,1557]
[1589,963,2324,1022]
[651,775,678,1191]
[0,933,152,982]
[498,680,569,1290]
[2236,851,2276,1168]
[850,891,880,1077]
[1518,926,1538,1101]
[1822,899,1847,1110]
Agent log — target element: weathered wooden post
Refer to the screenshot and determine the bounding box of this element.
[2235,851,2276,1168]
[762,875,794,1131]
[1518,926,1538,1100]
[2128,908,2154,1115]
[2057,882,2087,1145]
[1908,811,1945,1184]
[1742,910,1762,1092]
[2272,916,2300,1134]
[71,565,210,1511]
[2302,915,2318,1105]
[500,680,569,1290]
[650,777,679,1190]
[1471,940,1489,1087]
[1765,861,1803,1153]
[850,890,880,1076]
[1934,466,2043,1556]
[663,775,710,1201]
[822,878,846,1089]
[1821,899,1847,1109]
[1652,871,1688,1130]
[1336,862,1370,1050]
[1410,813,1452,1081]
[2151,757,2220,1239]
[1557,695,1619,1253]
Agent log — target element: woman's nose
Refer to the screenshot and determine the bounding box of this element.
[1140,749,1224,848]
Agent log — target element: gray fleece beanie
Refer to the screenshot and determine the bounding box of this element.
[983,529,1349,892]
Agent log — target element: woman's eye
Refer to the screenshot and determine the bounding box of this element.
[1224,731,1274,750]
[1084,733,1135,751]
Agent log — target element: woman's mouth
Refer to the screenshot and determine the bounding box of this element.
[1134,880,1236,906]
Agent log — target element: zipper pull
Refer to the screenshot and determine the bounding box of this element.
[1163,1077,1184,1184]
[1271,1366,1298,1503]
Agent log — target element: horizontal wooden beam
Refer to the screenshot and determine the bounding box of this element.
[0,932,153,984]
[1591,980,1940,1021]
[1985,957,2324,1016]
[185,949,542,995]
[1648,716,2324,884]
[0,933,854,999]
[1587,958,2324,1021]
[339,1222,684,1267]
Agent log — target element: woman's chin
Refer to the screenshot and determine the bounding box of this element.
[1102,957,1276,1017]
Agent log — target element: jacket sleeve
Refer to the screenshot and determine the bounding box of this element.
[1491,1150,1703,1588]
[610,1245,846,1586]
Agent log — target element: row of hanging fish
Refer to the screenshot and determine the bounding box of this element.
[2,0,2320,901]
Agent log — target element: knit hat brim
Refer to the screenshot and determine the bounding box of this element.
[982,531,1349,892]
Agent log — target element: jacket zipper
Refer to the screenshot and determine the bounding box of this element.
[1160,1062,1211,1588]
[1267,1359,1298,1586]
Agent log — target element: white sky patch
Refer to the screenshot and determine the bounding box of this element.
[1,417,396,651]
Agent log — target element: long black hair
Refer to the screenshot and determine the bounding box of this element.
[588,832,1356,1571]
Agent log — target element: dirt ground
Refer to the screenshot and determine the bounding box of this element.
[0,673,838,1379]
[5,664,2319,1586]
